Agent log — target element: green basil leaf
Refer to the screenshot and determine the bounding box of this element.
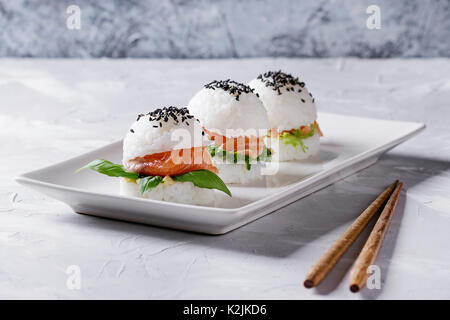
[207,145,272,171]
[244,155,251,170]
[206,144,217,157]
[76,159,139,180]
[256,146,272,162]
[173,170,232,197]
[139,176,164,194]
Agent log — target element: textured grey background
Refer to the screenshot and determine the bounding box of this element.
[0,0,449,58]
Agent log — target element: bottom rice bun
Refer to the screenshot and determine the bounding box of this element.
[77,106,231,206]
[211,159,264,184]
[119,176,215,206]
[249,71,323,161]
[187,80,271,184]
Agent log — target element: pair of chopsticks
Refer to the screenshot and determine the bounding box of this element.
[304,180,402,292]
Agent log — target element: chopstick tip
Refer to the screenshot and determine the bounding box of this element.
[303,279,314,289]
[349,284,360,293]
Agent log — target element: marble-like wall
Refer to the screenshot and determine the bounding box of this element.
[0,0,449,58]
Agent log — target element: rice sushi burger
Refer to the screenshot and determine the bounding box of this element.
[187,80,271,184]
[249,71,323,161]
[77,106,231,206]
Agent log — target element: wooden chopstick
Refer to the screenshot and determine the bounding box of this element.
[304,180,399,289]
[349,182,403,292]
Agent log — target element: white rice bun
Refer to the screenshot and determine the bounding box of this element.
[210,156,263,184]
[248,78,317,131]
[119,178,215,206]
[266,132,320,161]
[187,86,269,138]
[123,109,204,162]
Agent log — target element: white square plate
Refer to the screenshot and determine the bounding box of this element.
[15,113,424,234]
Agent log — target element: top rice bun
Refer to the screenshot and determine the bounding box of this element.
[123,106,204,162]
[187,80,269,137]
[248,71,317,131]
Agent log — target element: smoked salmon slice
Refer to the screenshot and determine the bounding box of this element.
[269,121,323,137]
[203,128,265,159]
[124,146,218,177]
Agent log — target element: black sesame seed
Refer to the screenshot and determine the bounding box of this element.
[141,106,194,128]
[204,79,256,101]
[130,129,134,133]
[301,99,305,103]
[255,70,307,95]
